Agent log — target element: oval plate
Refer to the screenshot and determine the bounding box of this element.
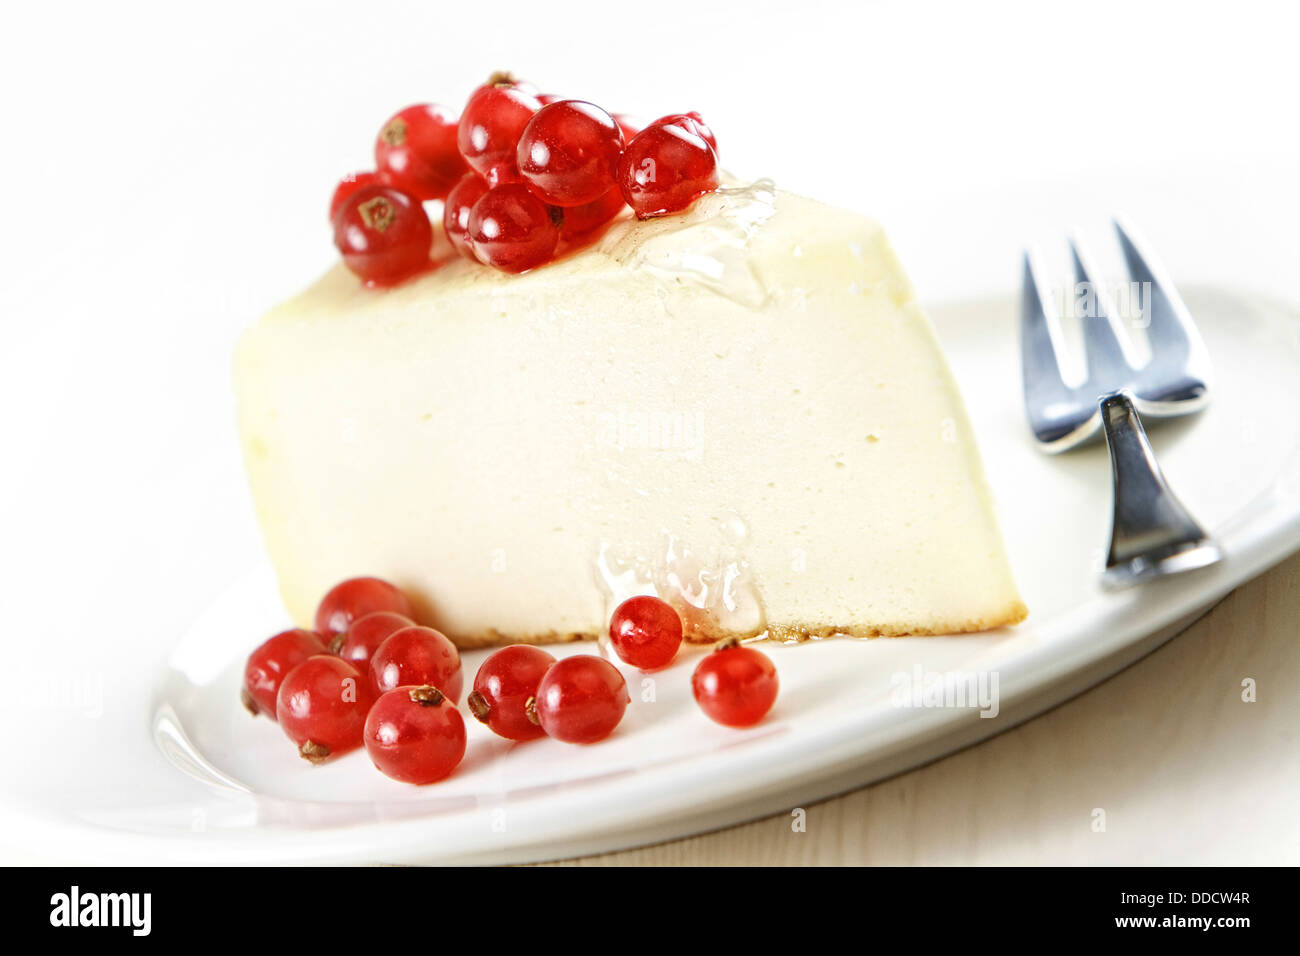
[5,279,1298,864]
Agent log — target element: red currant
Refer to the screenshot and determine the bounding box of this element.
[329,171,386,223]
[691,640,778,727]
[374,103,467,201]
[315,576,414,636]
[331,610,413,673]
[651,111,718,156]
[365,685,467,784]
[517,100,624,207]
[442,172,490,260]
[468,183,560,273]
[608,596,682,670]
[534,655,630,744]
[618,123,719,219]
[370,625,463,701]
[242,628,327,719]
[559,188,625,240]
[537,93,565,106]
[457,75,542,186]
[467,645,556,741]
[276,655,376,762]
[333,186,433,286]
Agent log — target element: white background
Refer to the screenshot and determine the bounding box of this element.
[2,0,1297,862]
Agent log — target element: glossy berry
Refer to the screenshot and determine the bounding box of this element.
[276,655,375,762]
[468,183,560,272]
[651,111,718,156]
[442,172,490,260]
[534,655,630,744]
[559,187,625,240]
[691,640,779,728]
[517,100,624,207]
[315,576,415,636]
[365,685,467,784]
[331,610,413,673]
[467,645,556,741]
[457,75,542,186]
[332,186,433,286]
[537,93,565,106]
[330,171,386,223]
[370,625,462,701]
[374,103,467,201]
[608,596,683,670]
[242,628,327,719]
[618,123,719,219]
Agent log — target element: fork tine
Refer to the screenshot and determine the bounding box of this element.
[1113,217,1212,406]
[1020,250,1078,446]
[1069,237,1134,384]
[1113,217,1199,361]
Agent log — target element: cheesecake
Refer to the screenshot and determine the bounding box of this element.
[235,181,1026,646]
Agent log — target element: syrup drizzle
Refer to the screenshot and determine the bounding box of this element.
[599,179,778,309]
[594,513,766,644]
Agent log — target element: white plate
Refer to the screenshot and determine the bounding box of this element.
[6,279,1298,865]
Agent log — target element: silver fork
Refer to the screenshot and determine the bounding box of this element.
[1020,219,1222,589]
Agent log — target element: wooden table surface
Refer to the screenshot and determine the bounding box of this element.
[544,550,1300,866]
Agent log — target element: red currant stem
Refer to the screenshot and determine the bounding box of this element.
[240,688,259,716]
[467,690,491,723]
[714,637,742,651]
[488,70,520,87]
[524,696,540,726]
[328,634,345,655]
[408,685,445,707]
[299,740,331,763]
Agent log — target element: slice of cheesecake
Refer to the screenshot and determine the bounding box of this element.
[235,183,1026,646]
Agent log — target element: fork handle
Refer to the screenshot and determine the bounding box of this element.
[1099,392,1222,590]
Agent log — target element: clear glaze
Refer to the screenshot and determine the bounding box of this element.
[600,179,778,309]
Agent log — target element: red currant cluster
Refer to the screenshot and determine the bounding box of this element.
[330,73,721,285]
[243,579,778,786]
[242,577,465,784]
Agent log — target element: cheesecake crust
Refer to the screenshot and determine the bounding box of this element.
[760,601,1029,643]
[437,600,1029,649]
